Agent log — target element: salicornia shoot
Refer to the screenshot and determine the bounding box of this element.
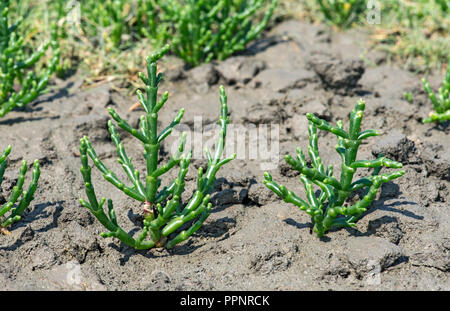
[0,145,40,235]
[79,45,236,249]
[422,59,450,123]
[263,100,405,237]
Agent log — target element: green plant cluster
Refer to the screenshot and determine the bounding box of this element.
[263,100,405,237]
[144,0,278,66]
[76,0,140,51]
[5,0,278,82]
[79,46,236,249]
[375,0,449,71]
[0,146,40,235]
[421,59,450,123]
[317,0,365,29]
[0,0,60,118]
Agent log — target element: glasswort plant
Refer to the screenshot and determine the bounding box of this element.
[421,59,450,123]
[0,0,60,118]
[79,46,236,249]
[263,100,405,237]
[0,146,40,235]
[145,0,278,66]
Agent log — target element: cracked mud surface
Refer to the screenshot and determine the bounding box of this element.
[0,20,448,290]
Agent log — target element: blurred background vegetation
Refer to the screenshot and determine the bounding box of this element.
[8,0,449,91]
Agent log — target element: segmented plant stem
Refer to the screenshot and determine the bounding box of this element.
[80,46,235,249]
[0,145,40,234]
[263,99,405,237]
[422,59,450,123]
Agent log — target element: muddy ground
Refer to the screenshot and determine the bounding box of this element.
[0,20,448,290]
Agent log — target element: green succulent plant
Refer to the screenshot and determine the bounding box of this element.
[317,0,366,28]
[79,46,236,249]
[0,0,60,118]
[79,0,133,51]
[421,59,450,123]
[263,100,405,237]
[0,145,40,235]
[143,0,278,66]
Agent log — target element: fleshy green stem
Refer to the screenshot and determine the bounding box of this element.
[80,46,234,249]
[0,145,40,233]
[263,99,405,237]
[421,57,450,123]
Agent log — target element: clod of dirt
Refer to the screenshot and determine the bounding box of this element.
[243,102,286,124]
[279,161,300,177]
[79,86,112,109]
[211,188,248,206]
[409,232,450,272]
[308,52,364,95]
[288,113,309,140]
[164,67,186,82]
[420,143,450,181]
[345,237,404,275]
[247,183,277,206]
[59,206,95,227]
[216,56,266,85]
[322,252,351,280]
[19,226,35,243]
[302,99,331,121]
[248,241,299,275]
[211,175,251,206]
[31,245,57,270]
[74,114,110,143]
[60,222,101,263]
[371,129,417,164]
[217,170,255,188]
[251,68,316,92]
[367,216,404,245]
[198,216,238,240]
[189,63,219,86]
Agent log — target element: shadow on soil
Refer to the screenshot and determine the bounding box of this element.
[112,213,236,265]
[283,181,422,239]
[0,201,64,252]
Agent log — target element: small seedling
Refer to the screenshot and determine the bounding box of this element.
[0,146,40,235]
[263,100,405,237]
[404,92,413,103]
[421,60,450,123]
[80,45,236,250]
[144,0,278,66]
[0,0,60,118]
[317,0,365,28]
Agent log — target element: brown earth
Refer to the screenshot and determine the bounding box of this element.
[0,20,448,290]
